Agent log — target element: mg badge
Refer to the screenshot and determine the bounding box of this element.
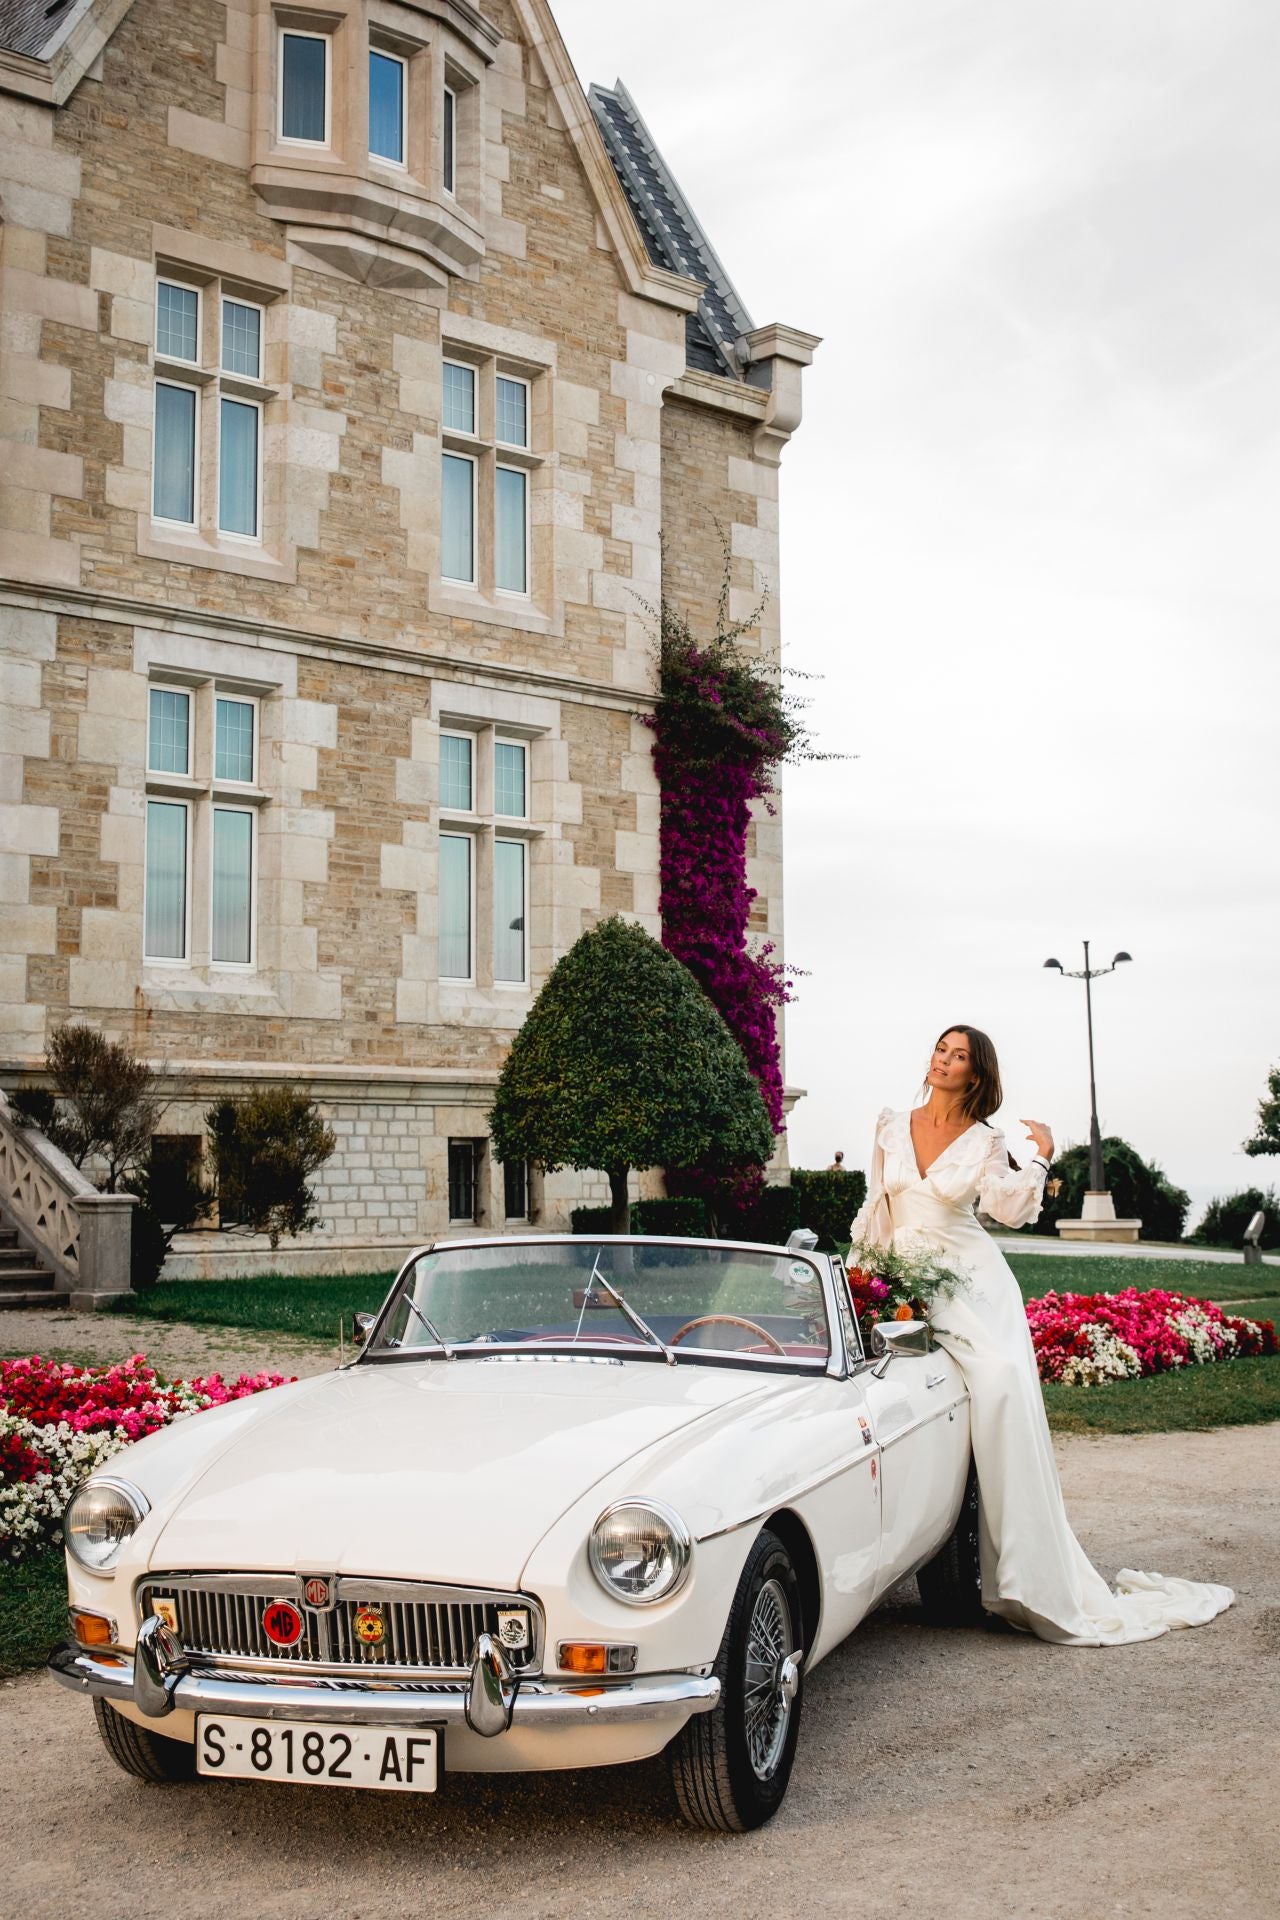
[496,1608,531,1651]
[302,1577,332,1610]
[262,1600,304,1647]
[353,1606,386,1646]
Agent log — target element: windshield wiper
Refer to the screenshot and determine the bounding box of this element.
[584,1256,675,1367]
[400,1290,454,1358]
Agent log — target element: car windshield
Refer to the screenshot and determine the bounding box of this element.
[368,1240,831,1369]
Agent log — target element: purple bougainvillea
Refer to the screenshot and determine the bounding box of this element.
[642,583,806,1151]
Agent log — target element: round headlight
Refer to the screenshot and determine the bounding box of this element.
[589,1499,692,1606]
[65,1477,149,1573]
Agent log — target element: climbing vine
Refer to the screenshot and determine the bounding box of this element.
[642,548,834,1175]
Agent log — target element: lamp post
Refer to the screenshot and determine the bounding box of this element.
[1043,942,1132,1194]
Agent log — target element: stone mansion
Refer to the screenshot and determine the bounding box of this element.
[0,0,816,1277]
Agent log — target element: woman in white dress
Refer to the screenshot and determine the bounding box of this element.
[850,1024,1233,1647]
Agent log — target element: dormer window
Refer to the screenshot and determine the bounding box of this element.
[279,29,330,147]
[369,48,407,166]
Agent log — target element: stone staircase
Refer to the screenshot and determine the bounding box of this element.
[0,1204,60,1307]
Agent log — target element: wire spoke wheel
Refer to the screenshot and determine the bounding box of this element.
[743,1576,792,1780]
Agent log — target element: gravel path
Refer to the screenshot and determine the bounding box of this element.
[0,1307,337,1380]
[2,1421,1276,1919]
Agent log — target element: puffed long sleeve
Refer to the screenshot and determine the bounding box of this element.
[849,1105,895,1246]
[976,1128,1048,1230]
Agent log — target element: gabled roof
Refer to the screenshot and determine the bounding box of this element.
[589,79,754,381]
[0,0,137,103]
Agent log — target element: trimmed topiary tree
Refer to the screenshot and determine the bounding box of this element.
[1030,1136,1191,1242]
[1243,1065,1280,1158]
[488,916,774,1232]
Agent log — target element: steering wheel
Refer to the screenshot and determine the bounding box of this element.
[669,1313,787,1356]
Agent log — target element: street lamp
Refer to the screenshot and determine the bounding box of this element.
[1043,942,1132,1195]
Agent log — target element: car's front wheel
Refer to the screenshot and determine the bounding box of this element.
[916,1457,985,1626]
[669,1527,804,1831]
[93,1698,195,1783]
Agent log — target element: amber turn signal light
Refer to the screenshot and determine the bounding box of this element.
[69,1607,116,1649]
[557,1642,637,1675]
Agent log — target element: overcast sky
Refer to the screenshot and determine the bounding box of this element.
[554,0,1279,1222]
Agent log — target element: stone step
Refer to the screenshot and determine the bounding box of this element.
[0,1267,56,1292]
[0,1229,18,1247]
[0,1246,39,1267]
[0,1290,65,1308]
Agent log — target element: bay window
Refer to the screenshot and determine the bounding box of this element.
[279,29,329,145]
[369,48,407,165]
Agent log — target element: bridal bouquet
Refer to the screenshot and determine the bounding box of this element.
[845,1239,969,1339]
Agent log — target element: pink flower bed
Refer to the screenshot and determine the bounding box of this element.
[1026,1288,1277,1387]
[1,1354,292,1561]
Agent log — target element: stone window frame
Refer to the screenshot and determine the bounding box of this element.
[143,675,271,980]
[436,344,546,620]
[436,722,540,995]
[250,1,493,289]
[142,255,287,581]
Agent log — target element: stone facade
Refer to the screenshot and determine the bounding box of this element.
[0,0,816,1277]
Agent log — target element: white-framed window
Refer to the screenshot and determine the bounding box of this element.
[494,738,527,819]
[441,451,476,586]
[144,680,266,973]
[493,837,527,985]
[439,353,539,601]
[437,728,537,990]
[144,797,191,963]
[439,831,473,982]
[495,375,529,449]
[442,84,456,195]
[369,47,407,166]
[439,731,474,812]
[494,464,528,596]
[153,379,199,528]
[152,279,275,547]
[279,28,330,146]
[212,805,256,968]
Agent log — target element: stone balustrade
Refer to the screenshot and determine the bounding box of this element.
[0,1092,136,1309]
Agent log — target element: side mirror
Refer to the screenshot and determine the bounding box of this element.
[353,1312,376,1347]
[868,1317,931,1376]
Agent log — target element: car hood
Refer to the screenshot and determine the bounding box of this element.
[150,1358,775,1589]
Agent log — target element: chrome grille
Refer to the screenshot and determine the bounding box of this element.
[137,1575,541,1678]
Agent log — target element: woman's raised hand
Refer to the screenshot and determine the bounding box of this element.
[1020,1118,1055,1162]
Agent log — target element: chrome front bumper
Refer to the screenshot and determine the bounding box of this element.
[48,1623,719,1735]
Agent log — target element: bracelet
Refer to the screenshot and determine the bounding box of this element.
[1031,1156,1051,1173]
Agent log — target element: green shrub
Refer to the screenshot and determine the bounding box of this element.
[1030,1136,1191,1241]
[570,1197,713,1238]
[490,917,774,1232]
[206,1088,336,1249]
[1192,1188,1280,1251]
[790,1168,868,1251]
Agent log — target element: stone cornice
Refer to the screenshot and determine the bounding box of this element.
[0,579,656,714]
[0,0,138,106]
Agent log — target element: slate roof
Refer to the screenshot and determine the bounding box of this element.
[588,79,753,381]
[0,0,79,59]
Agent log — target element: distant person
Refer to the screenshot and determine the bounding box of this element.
[849,1021,1232,1647]
[826,1150,845,1171]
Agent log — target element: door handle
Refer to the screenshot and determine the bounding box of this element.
[924,1371,947,1389]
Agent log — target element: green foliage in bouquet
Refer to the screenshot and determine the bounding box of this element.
[845,1239,971,1341]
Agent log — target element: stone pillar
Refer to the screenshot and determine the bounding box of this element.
[71,1192,138,1310]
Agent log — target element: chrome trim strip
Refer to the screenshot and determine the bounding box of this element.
[48,1643,719,1731]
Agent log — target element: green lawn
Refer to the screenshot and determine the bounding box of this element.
[0,1551,67,1679]
[1003,1252,1279,1306]
[108,1272,397,1342]
[1043,1353,1280,1434]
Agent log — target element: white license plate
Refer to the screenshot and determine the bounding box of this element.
[196,1715,438,1792]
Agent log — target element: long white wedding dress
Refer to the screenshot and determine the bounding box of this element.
[850,1106,1234,1645]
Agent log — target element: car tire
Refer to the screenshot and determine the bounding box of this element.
[668,1526,804,1832]
[93,1697,196,1783]
[916,1457,985,1626]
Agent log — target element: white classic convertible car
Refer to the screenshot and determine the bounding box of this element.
[51,1232,981,1830]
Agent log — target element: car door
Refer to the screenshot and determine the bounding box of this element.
[861,1341,969,1593]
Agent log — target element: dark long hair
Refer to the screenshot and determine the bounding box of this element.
[927,1024,1003,1124]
